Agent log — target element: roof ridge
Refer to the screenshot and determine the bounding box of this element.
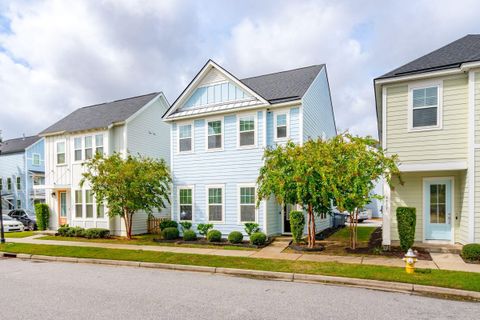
[3,135,39,142]
[241,64,323,81]
[79,92,159,110]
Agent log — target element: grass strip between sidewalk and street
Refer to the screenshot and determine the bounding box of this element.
[2,242,480,292]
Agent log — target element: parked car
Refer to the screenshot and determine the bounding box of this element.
[8,209,37,230]
[346,208,371,223]
[1,214,25,232]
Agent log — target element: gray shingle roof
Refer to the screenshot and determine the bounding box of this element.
[0,135,41,155]
[40,92,159,135]
[378,34,480,79]
[240,65,324,103]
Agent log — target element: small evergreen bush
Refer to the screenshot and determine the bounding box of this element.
[162,227,179,240]
[228,231,244,244]
[197,223,213,237]
[462,244,480,261]
[67,226,85,237]
[35,203,50,231]
[207,229,222,242]
[250,232,267,246]
[159,218,178,231]
[289,210,305,244]
[396,207,416,251]
[183,230,197,241]
[244,223,260,236]
[179,221,192,231]
[84,228,110,239]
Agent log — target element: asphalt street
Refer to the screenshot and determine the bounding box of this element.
[0,258,479,320]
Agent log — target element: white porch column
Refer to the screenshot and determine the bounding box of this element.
[382,179,392,248]
[468,70,475,243]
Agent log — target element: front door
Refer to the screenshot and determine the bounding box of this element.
[424,179,452,241]
[283,204,292,233]
[58,191,67,226]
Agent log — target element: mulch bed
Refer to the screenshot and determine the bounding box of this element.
[153,237,274,249]
[289,243,325,252]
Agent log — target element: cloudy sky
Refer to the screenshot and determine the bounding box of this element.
[0,0,478,140]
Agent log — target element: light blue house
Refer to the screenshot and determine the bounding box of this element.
[164,60,337,237]
[0,135,45,212]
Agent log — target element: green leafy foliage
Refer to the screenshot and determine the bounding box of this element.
[244,223,260,236]
[228,231,244,244]
[83,228,110,239]
[182,230,197,241]
[197,223,213,236]
[34,203,50,231]
[207,229,222,242]
[162,227,179,240]
[159,218,178,231]
[462,244,480,261]
[57,226,85,237]
[179,221,192,231]
[250,232,267,246]
[396,207,416,251]
[81,152,171,239]
[289,210,305,244]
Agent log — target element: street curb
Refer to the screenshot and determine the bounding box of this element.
[1,251,479,301]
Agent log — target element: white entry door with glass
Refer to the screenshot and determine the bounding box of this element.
[424,178,452,241]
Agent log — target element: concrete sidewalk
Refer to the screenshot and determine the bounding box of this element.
[7,235,480,273]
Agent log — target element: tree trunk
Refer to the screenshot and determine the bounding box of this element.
[349,208,358,250]
[123,209,133,240]
[308,204,315,248]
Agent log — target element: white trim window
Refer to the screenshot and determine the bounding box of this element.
[178,124,193,153]
[238,115,256,147]
[56,141,66,165]
[95,134,104,156]
[84,136,93,160]
[6,177,11,191]
[207,119,222,150]
[274,112,288,140]
[85,190,94,218]
[207,185,224,222]
[74,137,83,161]
[239,185,256,223]
[96,200,105,219]
[75,190,83,218]
[16,176,21,190]
[0,178,3,191]
[16,199,21,209]
[32,153,41,166]
[179,187,193,221]
[409,83,442,131]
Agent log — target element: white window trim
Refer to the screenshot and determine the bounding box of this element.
[16,176,21,190]
[84,135,94,160]
[178,185,194,222]
[73,136,83,163]
[206,184,225,224]
[177,121,195,154]
[205,118,224,152]
[85,189,94,219]
[237,183,258,224]
[74,189,83,219]
[32,153,41,166]
[6,177,12,191]
[55,140,67,166]
[274,110,290,141]
[95,134,104,156]
[408,81,443,132]
[237,113,257,149]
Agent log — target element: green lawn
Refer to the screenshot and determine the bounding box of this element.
[1,242,479,292]
[3,231,36,238]
[328,226,377,242]
[37,234,257,251]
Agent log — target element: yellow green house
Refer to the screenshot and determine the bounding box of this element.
[374,34,480,247]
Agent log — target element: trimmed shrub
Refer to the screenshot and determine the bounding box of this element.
[35,203,50,231]
[67,227,85,237]
[179,221,192,231]
[207,229,222,242]
[462,244,480,261]
[250,232,267,246]
[162,227,179,240]
[228,231,244,244]
[159,218,178,231]
[290,210,305,244]
[183,230,197,241]
[57,225,70,237]
[197,223,213,237]
[396,207,416,252]
[244,223,260,236]
[84,228,110,239]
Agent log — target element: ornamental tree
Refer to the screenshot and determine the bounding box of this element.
[81,152,171,239]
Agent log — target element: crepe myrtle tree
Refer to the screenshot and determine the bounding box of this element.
[81,152,171,239]
[257,140,332,248]
[328,133,401,249]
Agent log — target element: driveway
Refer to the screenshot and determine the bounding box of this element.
[1,258,478,320]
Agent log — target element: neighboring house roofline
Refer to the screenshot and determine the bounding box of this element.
[126,92,169,124]
[0,135,41,155]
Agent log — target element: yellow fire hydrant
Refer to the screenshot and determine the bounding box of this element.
[403,248,418,274]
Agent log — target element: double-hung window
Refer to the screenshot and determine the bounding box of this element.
[0,178,3,191]
[7,178,12,191]
[207,186,223,222]
[239,115,255,147]
[74,137,82,161]
[85,190,93,218]
[16,199,21,209]
[207,120,222,150]
[275,113,288,139]
[85,136,93,160]
[32,153,40,166]
[96,199,105,219]
[16,177,21,190]
[95,134,104,155]
[410,85,440,130]
[239,186,256,223]
[179,188,193,221]
[75,190,83,218]
[178,124,192,152]
[56,141,66,165]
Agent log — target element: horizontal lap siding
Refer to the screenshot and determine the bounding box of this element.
[0,153,25,210]
[390,171,466,243]
[385,75,468,164]
[476,72,480,242]
[172,111,265,237]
